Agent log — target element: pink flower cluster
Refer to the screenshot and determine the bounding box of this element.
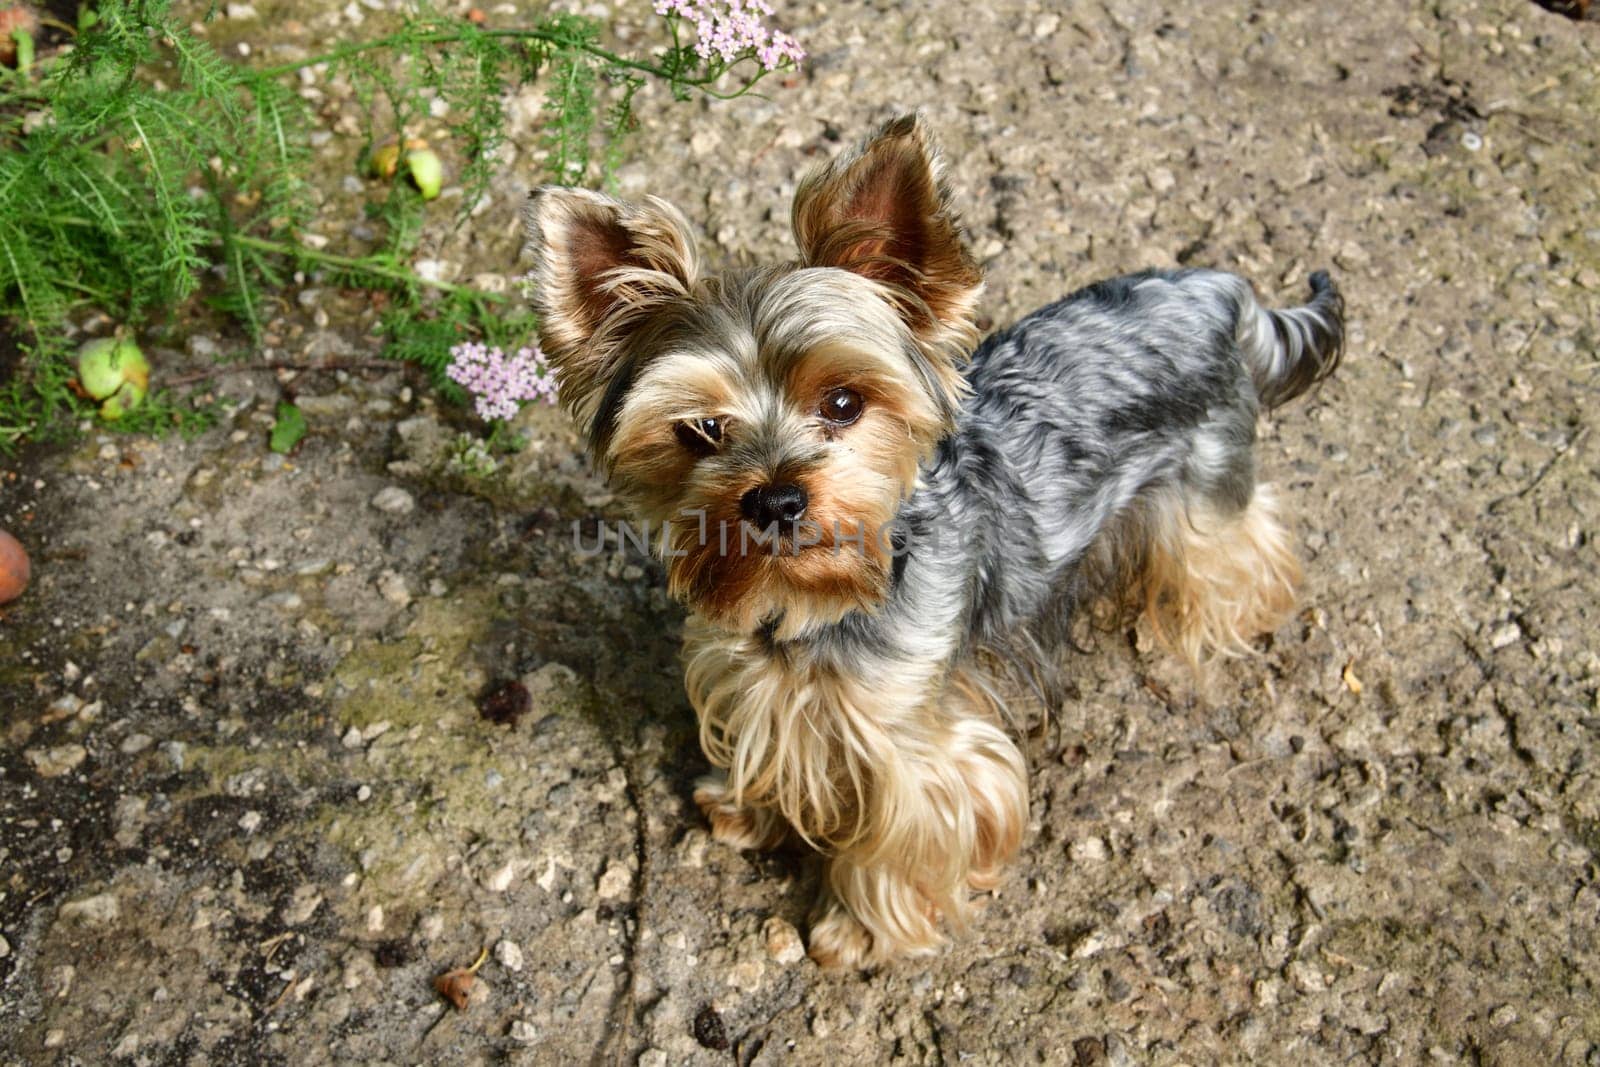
[653,0,805,71]
[446,341,559,422]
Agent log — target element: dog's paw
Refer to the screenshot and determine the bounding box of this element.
[693,774,788,851]
[807,898,876,971]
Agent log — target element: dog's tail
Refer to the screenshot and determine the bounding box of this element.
[1235,271,1344,409]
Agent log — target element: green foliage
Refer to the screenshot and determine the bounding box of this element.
[269,401,307,454]
[0,0,801,450]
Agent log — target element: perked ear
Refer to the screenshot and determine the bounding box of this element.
[523,187,699,425]
[792,113,983,363]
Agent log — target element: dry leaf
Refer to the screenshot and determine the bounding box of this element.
[433,969,474,1011]
[433,946,488,1012]
[1341,659,1363,695]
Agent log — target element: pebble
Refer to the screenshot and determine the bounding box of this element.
[597,861,632,900]
[726,959,764,994]
[26,745,87,778]
[283,885,324,925]
[638,1051,668,1067]
[297,394,355,418]
[482,858,524,893]
[494,939,525,972]
[261,592,304,612]
[370,487,416,515]
[60,892,121,926]
[762,917,805,965]
[509,1021,539,1044]
[1490,622,1522,650]
[0,934,9,958]
[376,571,412,607]
[119,733,154,755]
[1069,836,1109,863]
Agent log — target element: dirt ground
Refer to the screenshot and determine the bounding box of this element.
[2,0,1598,1063]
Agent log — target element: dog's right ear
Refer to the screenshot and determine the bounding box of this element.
[523,187,700,425]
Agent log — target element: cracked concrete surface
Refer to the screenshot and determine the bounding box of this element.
[2,0,1598,1063]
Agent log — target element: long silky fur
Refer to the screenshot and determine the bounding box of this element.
[521,113,1344,968]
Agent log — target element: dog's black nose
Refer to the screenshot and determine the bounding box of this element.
[741,483,808,529]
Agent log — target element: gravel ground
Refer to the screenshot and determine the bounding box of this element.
[2,0,1598,1064]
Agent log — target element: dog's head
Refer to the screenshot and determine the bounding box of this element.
[523,114,982,634]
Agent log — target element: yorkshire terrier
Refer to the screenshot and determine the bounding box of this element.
[522,114,1343,968]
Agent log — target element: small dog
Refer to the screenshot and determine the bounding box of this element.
[523,114,1342,968]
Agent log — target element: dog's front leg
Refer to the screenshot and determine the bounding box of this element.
[806,700,1028,969]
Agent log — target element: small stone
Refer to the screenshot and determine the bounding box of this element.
[1148,166,1176,193]
[1489,622,1522,650]
[638,1051,669,1067]
[283,884,323,925]
[1490,1004,1517,1027]
[1069,837,1109,863]
[261,592,303,612]
[481,858,525,893]
[1288,959,1330,993]
[342,726,365,748]
[295,394,354,418]
[376,571,411,607]
[371,486,416,514]
[119,733,154,755]
[225,2,258,17]
[726,959,764,993]
[762,917,805,965]
[690,129,722,156]
[509,1020,539,1045]
[43,1029,64,1048]
[60,892,121,925]
[0,934,10,958]
[597,861,632,900]
[494,939,525,972]
[238,811,263,834]
[1033,12,1060,37]
[27,744,87,778]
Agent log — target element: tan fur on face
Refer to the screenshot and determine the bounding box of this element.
[594,277,945,637]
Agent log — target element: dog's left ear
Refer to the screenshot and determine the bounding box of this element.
[523,187,699,428]
[792,113,983,364]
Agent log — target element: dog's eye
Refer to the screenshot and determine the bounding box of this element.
[820,387,863,426]
[675,417,724,455]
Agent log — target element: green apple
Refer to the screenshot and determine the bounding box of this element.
[405,148,444,200]
[77,337,150,420]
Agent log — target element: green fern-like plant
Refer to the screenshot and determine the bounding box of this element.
[0,0,802,449]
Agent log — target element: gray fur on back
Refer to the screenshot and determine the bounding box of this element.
[803,267,1343,678]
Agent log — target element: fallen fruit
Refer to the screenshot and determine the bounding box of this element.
[365,135,429,180]
[405,148,444,200]
[0,529,29,604]
[77,337,150,420]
